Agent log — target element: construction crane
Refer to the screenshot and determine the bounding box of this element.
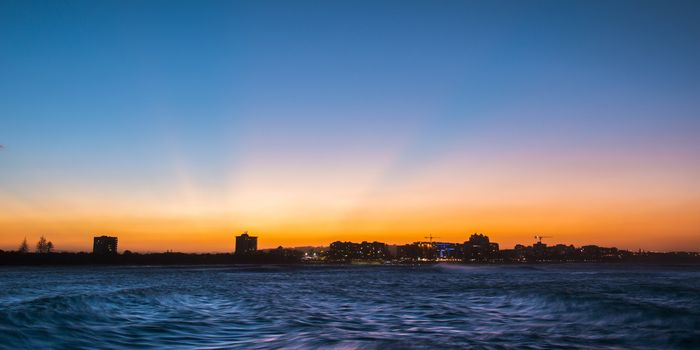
[424,233,440,243]
[534,235,553,244]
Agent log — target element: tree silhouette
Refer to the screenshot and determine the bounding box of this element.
[18,238,29,253]
[36,236,53,253]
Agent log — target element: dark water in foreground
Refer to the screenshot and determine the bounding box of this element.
[0,264,699,349]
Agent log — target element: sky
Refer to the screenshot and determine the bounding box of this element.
[1,0,699,252]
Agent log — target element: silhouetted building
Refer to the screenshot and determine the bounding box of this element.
[93,236,118,256]
[328,241,352,261]
[359,241,388,260]
[498,240,627,263]
[463,233,499,262]
[550,244,577,260]
[386,244,399,258]
[327,241,388,261]
[235,232,258,255]
[397,242,436,261]
[265,246,304,262]
[433,242,459,260]
[581,245,608,261]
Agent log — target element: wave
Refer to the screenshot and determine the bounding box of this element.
[0,265,699,349]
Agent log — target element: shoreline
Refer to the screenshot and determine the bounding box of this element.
[2,255,699,267]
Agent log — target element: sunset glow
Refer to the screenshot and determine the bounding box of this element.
[1,0,699,252]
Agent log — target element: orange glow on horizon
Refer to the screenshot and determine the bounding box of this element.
[1,198,698,253]
[1,140,698,253]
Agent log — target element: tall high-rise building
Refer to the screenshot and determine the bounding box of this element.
[235,232,258,255]
[93,236,118,255]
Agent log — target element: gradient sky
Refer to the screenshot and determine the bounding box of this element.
[1,0,699,252]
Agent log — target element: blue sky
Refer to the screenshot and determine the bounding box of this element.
[1,0,699,250]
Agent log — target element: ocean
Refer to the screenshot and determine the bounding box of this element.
[0,264,698,349]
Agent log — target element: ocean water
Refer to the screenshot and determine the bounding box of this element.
[0,264,698,349]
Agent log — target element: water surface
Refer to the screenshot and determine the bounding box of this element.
[1,264,698,349]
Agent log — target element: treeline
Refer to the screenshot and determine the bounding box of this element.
[14,236,55,254]
[0,249,303,266]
